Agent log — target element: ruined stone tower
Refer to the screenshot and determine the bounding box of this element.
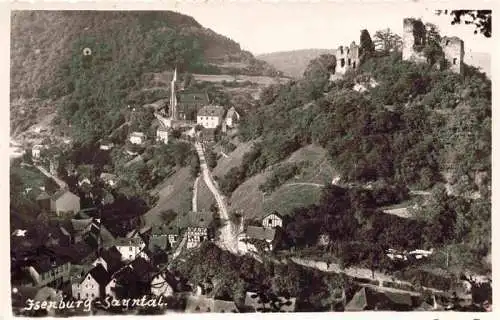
[402,18,427,64]
[334,41,360,75]
[441,36,464,74]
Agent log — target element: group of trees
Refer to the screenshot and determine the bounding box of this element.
[173,242,357,311]
[279,182,490,276]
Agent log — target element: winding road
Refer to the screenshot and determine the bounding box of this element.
[194,141,238,254]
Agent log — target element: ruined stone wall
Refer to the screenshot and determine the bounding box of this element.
[334,41,360,75]
[441,36,464,74]
[402,18,427,64]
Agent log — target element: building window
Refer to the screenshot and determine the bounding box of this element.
[340,47,344,55]
[268,219,272,225]
[453,58,457,65]
[353,62,356,69]
[348,58,351,66]
[446,40,450,45]
[347,48,350,54]
[340,59,345,67]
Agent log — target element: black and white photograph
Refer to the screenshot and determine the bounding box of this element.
[7,0,493,317]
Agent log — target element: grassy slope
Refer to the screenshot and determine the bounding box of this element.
[212,140,256,179]
[142,167,194,227]
[196,177,216,212]
[229,144,336,220]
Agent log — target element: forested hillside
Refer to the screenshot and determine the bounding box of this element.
[10,11,278,140]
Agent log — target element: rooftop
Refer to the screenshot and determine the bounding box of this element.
[198,105,226,118]
[245,226,276,241]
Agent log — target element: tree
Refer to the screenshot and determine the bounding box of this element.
[423,23,443,66]
[373,28,403,53]
[435,10,491,37]
[359,29,375,63]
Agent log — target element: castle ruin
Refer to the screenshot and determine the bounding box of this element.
[440,36,465,74]
[402,17,464,74]
[334,41,360,75]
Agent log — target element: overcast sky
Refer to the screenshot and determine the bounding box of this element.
[172,1,492,55]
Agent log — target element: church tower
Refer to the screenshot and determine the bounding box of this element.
[170,68,178,120]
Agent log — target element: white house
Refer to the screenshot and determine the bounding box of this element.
[196,105,225,129]
[114,237,147,261]
[71,264,110,300]
[129,132,146,145]
[99,142,114,151]
[224,106,240,128]
[32,145,44,159]
[262,213,283,229]
[156,122,169,144]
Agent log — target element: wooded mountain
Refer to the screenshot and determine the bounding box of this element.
[10,10,278,100]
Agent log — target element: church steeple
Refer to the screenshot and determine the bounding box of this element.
[170,68,178,120]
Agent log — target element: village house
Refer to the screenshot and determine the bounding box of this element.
[147,224,180,252]
[99,173,118,188]
[71,263,110,300]
[24,256,71,287]
[184,211,213,249]
[50,189,80,217]
[238,226,276,253]
[99,140,114,151]
[197,105,226,129]
[31,144,44,159]
[345,287,414,311]
[156,121,169,144]
[262,212,283,229]
[114,236,147,262]
[224,106,240,128]
[129,131,146,145]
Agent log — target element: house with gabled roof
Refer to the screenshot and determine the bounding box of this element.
[114,236,147,262]
[71,263,110,300]
[129,131,146,145]
[238,226,276,253]
[184,211,213,249]
[262,212,283,229]
[197,105,226,129]
[344,287,414,311]
[156,121,169,144]
[24,255,71,288]
[224,106,240,128]
[50,189,80,217]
